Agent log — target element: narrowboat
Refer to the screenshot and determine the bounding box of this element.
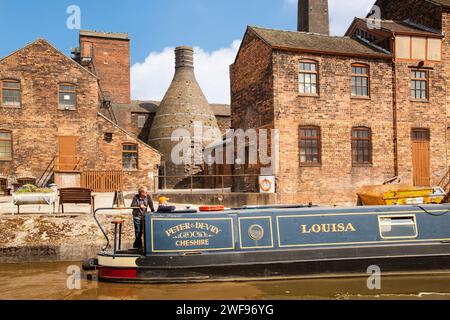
[84,204,450,283]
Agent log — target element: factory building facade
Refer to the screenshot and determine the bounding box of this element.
[231,0,450,205]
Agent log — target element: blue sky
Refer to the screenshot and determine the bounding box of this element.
[0,0,375,103]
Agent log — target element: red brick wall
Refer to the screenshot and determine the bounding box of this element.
[0,39,160,191]
[96,116,160,190]
[394,59,447,188]
[80,35,131,104]
[273,51,396,205]
[375,0,442,30]
[230,29,275,191]
[230,29,274,131]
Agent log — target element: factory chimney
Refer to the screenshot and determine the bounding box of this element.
[298,0,330,35]
[148,46,222,189]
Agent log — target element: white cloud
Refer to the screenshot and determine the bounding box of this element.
[132,0,376,104]
[131,40,241,104]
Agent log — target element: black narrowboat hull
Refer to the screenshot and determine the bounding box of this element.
[96,243,450,284]
[90,205,450,284]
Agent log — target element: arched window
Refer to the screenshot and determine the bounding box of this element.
[122,143,139,170]
[299,126,321,166]
[299,61,319,95]
[1,80,21,107]
[352,127,372,165]
[59,83,77,110]
[351,64,370,97]
[0,130,12,161]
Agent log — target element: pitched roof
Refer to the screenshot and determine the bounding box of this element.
[97,112,161,155]
[248,26,391,59]
[427,0,450,7]
[0,38,98,79]
[112,100,231,116]
[354,18,442,36]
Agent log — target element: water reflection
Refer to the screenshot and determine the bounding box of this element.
[0,262,450,300]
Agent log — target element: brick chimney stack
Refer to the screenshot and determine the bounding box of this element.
[298,0,330,35]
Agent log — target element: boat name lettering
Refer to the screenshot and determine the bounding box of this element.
[301,223,357,234]
[165,222,221,237]
[176,239,210,247]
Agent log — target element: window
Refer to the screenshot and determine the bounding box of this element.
[138,115,146,129]
[299,61,318,95]
[379,216,418,239]
[411,70,428,101]
[59,84,76,110]
[104,133,113,142]
[351,64,369,97]
[299,127,321,165]
[412,128,430,141]
[395,36,442,61]
[0,131,12,161]
[123,144,138,170]
[1,80,21,107]
[352,127,372,165]
[0,179,7,193]
[17,178,36,186]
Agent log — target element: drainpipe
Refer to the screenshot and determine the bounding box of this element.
[392,45,399,177]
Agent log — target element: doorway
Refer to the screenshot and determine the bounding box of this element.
[411,129,430,187]
[58,136,78,171]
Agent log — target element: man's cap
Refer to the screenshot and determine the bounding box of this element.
[159,196,170,203]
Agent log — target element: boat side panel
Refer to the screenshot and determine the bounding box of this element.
[143,206,450,255]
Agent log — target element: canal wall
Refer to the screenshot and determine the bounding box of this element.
[0,213,135,264]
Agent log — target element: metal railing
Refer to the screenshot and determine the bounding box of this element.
[153,174,264,195]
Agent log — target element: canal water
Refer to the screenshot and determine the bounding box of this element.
[1,262,450,300]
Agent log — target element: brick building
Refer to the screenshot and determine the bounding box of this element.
[230,0,450,205]
[0,34,161,193]
[111,101,231,145]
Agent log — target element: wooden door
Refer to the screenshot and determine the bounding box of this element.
[412,129,430,186]
[58,136,78,171]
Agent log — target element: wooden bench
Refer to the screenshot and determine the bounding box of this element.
[58,188,95,214]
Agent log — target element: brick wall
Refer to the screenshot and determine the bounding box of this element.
[230,29,275,191]
[230,29,274,131]
[96,116,160,190]
[440,9,450,172]
[394,60,448,187]
[80,35,131,104]
[375,0,442,30]
[0,39,160,191]
[273,51,395,205]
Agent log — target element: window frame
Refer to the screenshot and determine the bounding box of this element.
[17,178,36,187]
[137,115,147,129]
[122,143,139,171]
[0,130,13,161]
[299,126,322,166]
[352,127,373,166]
[58,83,77,111]
[410,70,429,102]
[351,64,370,98]
[298,60,319,96]
[1,79,21,108]
[411,128,430,142]
[378,215,418,240]
[0,178,7,193]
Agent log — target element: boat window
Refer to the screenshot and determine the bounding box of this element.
[379,216,418,239]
